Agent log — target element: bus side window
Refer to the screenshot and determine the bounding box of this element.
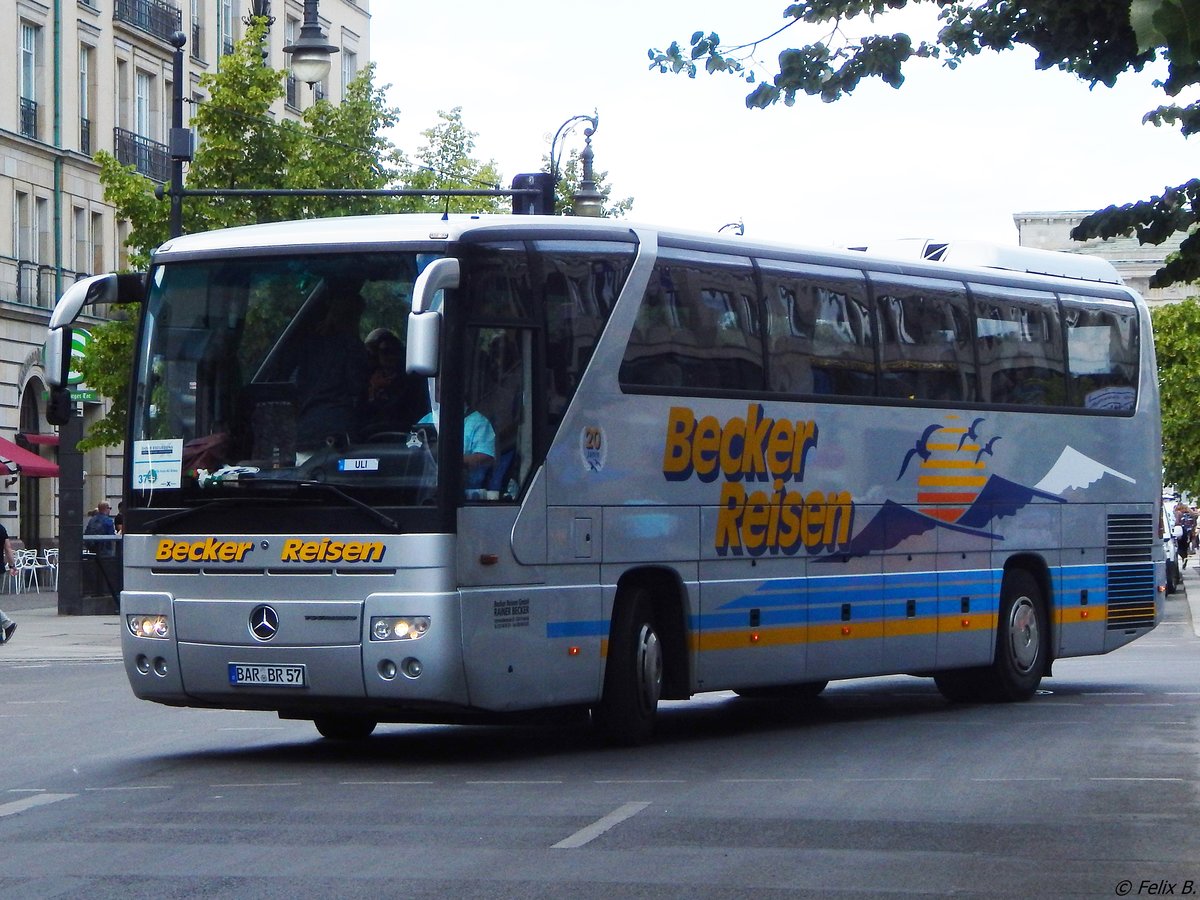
[873,281,974,403]
[972,286,1065,406]
[1062,297,1138,411]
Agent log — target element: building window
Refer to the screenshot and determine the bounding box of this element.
[20,23,40,140]
[80,45,95,154]
[92,212,106,274]
[191,0,205,59]
[217,0,234,57]
[135,70,153,138]
[342,48,358,92]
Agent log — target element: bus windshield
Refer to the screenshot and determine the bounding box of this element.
[131,250,443,505]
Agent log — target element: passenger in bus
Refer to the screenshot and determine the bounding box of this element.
[418,385,496,492]
[362,328,430,435]
[292,286,369,458]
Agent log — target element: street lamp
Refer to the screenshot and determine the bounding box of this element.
[549,113,604,217]
[571,126,604,218]
[283,0,338,87]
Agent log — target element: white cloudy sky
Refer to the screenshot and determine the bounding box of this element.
[368,1,1196,247]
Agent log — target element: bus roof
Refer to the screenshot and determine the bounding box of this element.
[152,216,1127,292]
[854,238,1124,285]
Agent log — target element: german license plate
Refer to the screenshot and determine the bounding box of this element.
[228,663,306,687]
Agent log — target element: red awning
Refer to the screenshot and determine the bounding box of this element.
[18,432,59,446]
[0,436,59,478]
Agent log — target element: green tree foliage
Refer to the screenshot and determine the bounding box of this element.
[649,1,1200,286]
[1151,297,1200,494]
[399,107,507,214]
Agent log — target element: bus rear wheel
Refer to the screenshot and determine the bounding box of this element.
[594,588,663,746]
[934,568,1046,703]
[314,715,377,741]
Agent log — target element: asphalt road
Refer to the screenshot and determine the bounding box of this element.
[1,577,1198,899]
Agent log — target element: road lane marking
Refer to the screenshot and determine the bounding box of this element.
[553,801,651,850]
[0,793,76,818]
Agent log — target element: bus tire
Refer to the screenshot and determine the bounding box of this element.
[933,668,989,703]
[935,569,1047,703]
[990,568,1047,702]
[314,716,377,741]
[594,588,663,746]
[734,681,828,701]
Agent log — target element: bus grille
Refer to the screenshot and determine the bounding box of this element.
[1106,514,1153,563]
[1106,514,1156,630]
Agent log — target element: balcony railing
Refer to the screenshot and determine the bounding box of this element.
[114,128,170,182]
[114,0,183,43]
[20,98,38,140]
[81,117,92,155]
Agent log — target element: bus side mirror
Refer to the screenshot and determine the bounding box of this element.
[407,258,459,377]
[45,326,70,389]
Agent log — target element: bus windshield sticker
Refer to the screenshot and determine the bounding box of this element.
[133,439,183,489]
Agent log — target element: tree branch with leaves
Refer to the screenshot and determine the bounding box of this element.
[649,1,1200,285]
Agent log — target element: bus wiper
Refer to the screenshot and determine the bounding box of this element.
[144,482,400,533]
[144,496,286,534]
[293,480,401,532]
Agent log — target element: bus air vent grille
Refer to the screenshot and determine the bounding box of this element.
[1105,514,1153,563]
[1105,564,1157,630]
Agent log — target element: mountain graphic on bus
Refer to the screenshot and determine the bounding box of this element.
[821,419,1139,561]
[826,475,1065,561]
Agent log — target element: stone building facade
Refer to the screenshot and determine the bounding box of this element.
[1013,210,1191,306]
[2,0,369,549]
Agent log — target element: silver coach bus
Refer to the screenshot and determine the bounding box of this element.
[45,215,1163,744]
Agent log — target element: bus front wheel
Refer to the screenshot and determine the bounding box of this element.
[594,588,663,746]
[314,715,377,741]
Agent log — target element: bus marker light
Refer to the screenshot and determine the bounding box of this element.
[961,619,970,628]
[568,646,580,656]
[480,554,499,566]
[750,632,759,643]
[841,626,851,636]
[1080,610,1089,619]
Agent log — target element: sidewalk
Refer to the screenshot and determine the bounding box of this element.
[0,591,122,662]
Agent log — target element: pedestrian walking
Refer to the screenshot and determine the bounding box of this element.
[0,521,18,644]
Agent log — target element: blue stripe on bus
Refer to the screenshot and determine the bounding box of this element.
[544,563,1121,640]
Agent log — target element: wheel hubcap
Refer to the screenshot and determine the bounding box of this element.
[1008,596,1040,674]
[635,624,663,711]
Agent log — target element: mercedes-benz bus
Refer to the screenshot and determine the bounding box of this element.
[44,216,1164,744]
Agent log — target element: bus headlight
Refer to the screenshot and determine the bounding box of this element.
[128,614,170,640]
[370,616,431,641]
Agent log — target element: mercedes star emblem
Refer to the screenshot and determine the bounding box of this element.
[249,605,280,641]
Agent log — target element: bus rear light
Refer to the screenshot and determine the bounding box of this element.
[128,614,170,640]
[370,616,431,641]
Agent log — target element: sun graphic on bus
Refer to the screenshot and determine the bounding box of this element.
[897,415,1001,524]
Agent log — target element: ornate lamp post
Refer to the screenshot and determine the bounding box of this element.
[549,113,604,217]
[283,0,339,87]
